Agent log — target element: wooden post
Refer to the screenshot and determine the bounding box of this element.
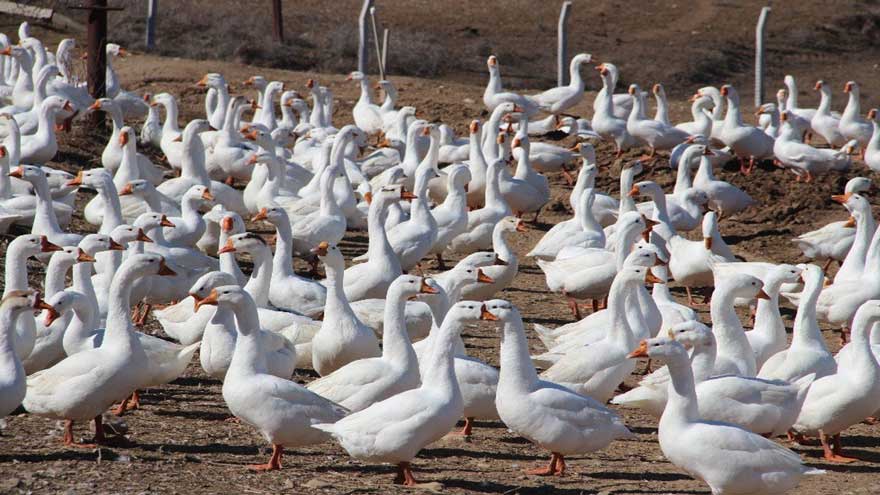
[271,0,283,43]
[87,0,108,127]
[382,28,389,77]
[145,0,157,49]
[557,1,572,87]
[358,0,373,74]
[369,7,384,79]
[755,6,771,107]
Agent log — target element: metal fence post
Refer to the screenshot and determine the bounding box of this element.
[558,1,572,87]
[358,0,373,74]
[272,0,284,43]
[382,28,389,76]
[755,6,771,107]
[145,0,157,49]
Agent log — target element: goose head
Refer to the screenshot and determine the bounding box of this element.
[445,300,492,326]
[196,73,225,89]
[220,211,246,235]
[134,212,175,233]
[119,126,137,149]
[718,273,769,302]
[251,204,288,227]
[218,232,269,258]
[2,290,56,322]
[243,75,268,90]
[241,124,273,148]
[497,216,527,235]
[628,180,663,201]
[389,274,439,301]
[118,179,154,198]
[124,253,177,279]
[67,168,113,191]
[346,71,365,82]
[109,224,153,245]
[43,290,83,326]
[183,184,214,204]
[845,177,872,195]
[666,320,714,349]
[627,335,688,362]
[766,263,803,289]
[627,242,668,267]
[445,164,472,191]
[193,285,256,324]
[844,81,859,96]
[701,211,721,249]
[570,52,593,68]
[482,299,519,326]
[106,43,127,58]
[188,271,239,301]
[309,240,344,266]
[49,245,93,270]
[79,233,124,257]
[486,55,499,71]
[454,251,507,269]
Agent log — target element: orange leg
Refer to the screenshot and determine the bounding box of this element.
[839,326,849,345]
[249,444,283,471]
[685,286,696,306]
[62,416,106,448]
[560,165,575,186]
[526,452,565,476]
[821,432,858,463]
[394,461,419,486]
[822,258,834,273]
[563,292,581,320]
[225,176,235,186]
[450,417,474,436]
[113,390,140,416]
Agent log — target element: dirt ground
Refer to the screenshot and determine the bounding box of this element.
[1,10,880,495]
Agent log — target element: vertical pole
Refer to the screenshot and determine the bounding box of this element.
[369,7,384,79]
[557,1,572,87]
[145,0,157,50]
[271,0,284,43]
[358,0,373,74]
[381,28,390,77]
[755,6,771,107]
[87,0,108,127]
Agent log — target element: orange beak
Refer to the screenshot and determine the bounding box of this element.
[310,241,330,257]
[704,237,713,249]
[119,131,129,146]
[194,288,219,311]
[76,249,96,263]
[109,239,125,250]
[41,236,63,252]
[218,239,236,254]
[627,185,640,198]
[8,166,24,179]
[36,295,60,326]
[831,192,852,204]
[476,269,494,284]
[196,75,209,87]
[515,220,527,233]
[136,229,153,243]
[364,191,373,204]
[401,190,417,201]
[756,288,770,300]
[627,340,649,358]
[201,189,214,201]
[844,216,857,228]
[158,259,176,276]
[119,183,134,196]
[420,279,439,294]
[645,270,663,284]
[480,304,499,321]
[160,215,175,227]
[0,145,6,158]
[220,216,234,233]
[66,171,84,187]
[251,208,269,222]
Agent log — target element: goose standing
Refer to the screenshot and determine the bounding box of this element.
[529,53,592,114]
[0,291,48,418]
[627,337,822,493]
[839,81,872,153]
[718,85,775,174]
[811,80,846,146]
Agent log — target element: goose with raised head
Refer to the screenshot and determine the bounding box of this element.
[539,266,655,402]
[309,242,380,376]
[626,336,822,493]
[205,96,258,182]
[314,300,487,486]
[103,44,148,120]
[488,299,633,476]
[12,165,81,251]
[139,93,162,148]
[308,275,433,412]
[348,71,383,134]
[718,85,775,174]
[783,75,817,129]
[811,80,846,146]
[18,95,71,165]
[195,73,229,131]
[482,55,538,116]
[2,291,52,418]
[193,285,345,471]
[528,186,605,260]
[792,178,871,269]
[626,84,690,155]
[250,206,327,317]
[592,64,637,157]
[448,159,512,254]
[745,264,804,369]
[499,131,550,219]
[161,185,213,248]
[156,119,247,215]
[428,164,471,268]
[632,178,710,234]
[866,109,880,172]
[89,100,163,183]
[118,179,181,222]
[23,254,169,446]
[342,186,405,301]
[529,53,592,114]
[676,94,715,138]
[792,300,880,463]
[706,272,767,377]
[840,81,872,152]
[761,264,838,381]
[460,216,525,301]
[592,62,633,120]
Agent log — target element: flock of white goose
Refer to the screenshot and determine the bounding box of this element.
[2,21,880,493]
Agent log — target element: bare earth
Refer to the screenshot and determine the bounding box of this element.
[1,9,880,495]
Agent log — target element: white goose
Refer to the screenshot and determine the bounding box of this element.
[745,264,804,369]
[489,299,633,476]
[315,300,486,486]
[592,64,637,156]
[627,336,822,494]
[839,81,872,152]
[307,275,432,412]
[460,216,525,301]
[448,159,511,254]
[528,53,592,114]
[0,291,42,419]
[196,285,346,471]
[811,80,846,147]
[626,84,690,155]
[482,55,537,115]
[718,85,775,174]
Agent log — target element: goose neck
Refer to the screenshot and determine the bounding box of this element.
[420,315,463,397]
[381,285,417,368]
[498,318,539,393]
[271,221,295,277]
[660,357,700,425]
[243,246,272,307]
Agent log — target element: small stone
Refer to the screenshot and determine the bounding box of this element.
[303,478,331,489]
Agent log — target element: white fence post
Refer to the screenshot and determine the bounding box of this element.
[382,28,390,77]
